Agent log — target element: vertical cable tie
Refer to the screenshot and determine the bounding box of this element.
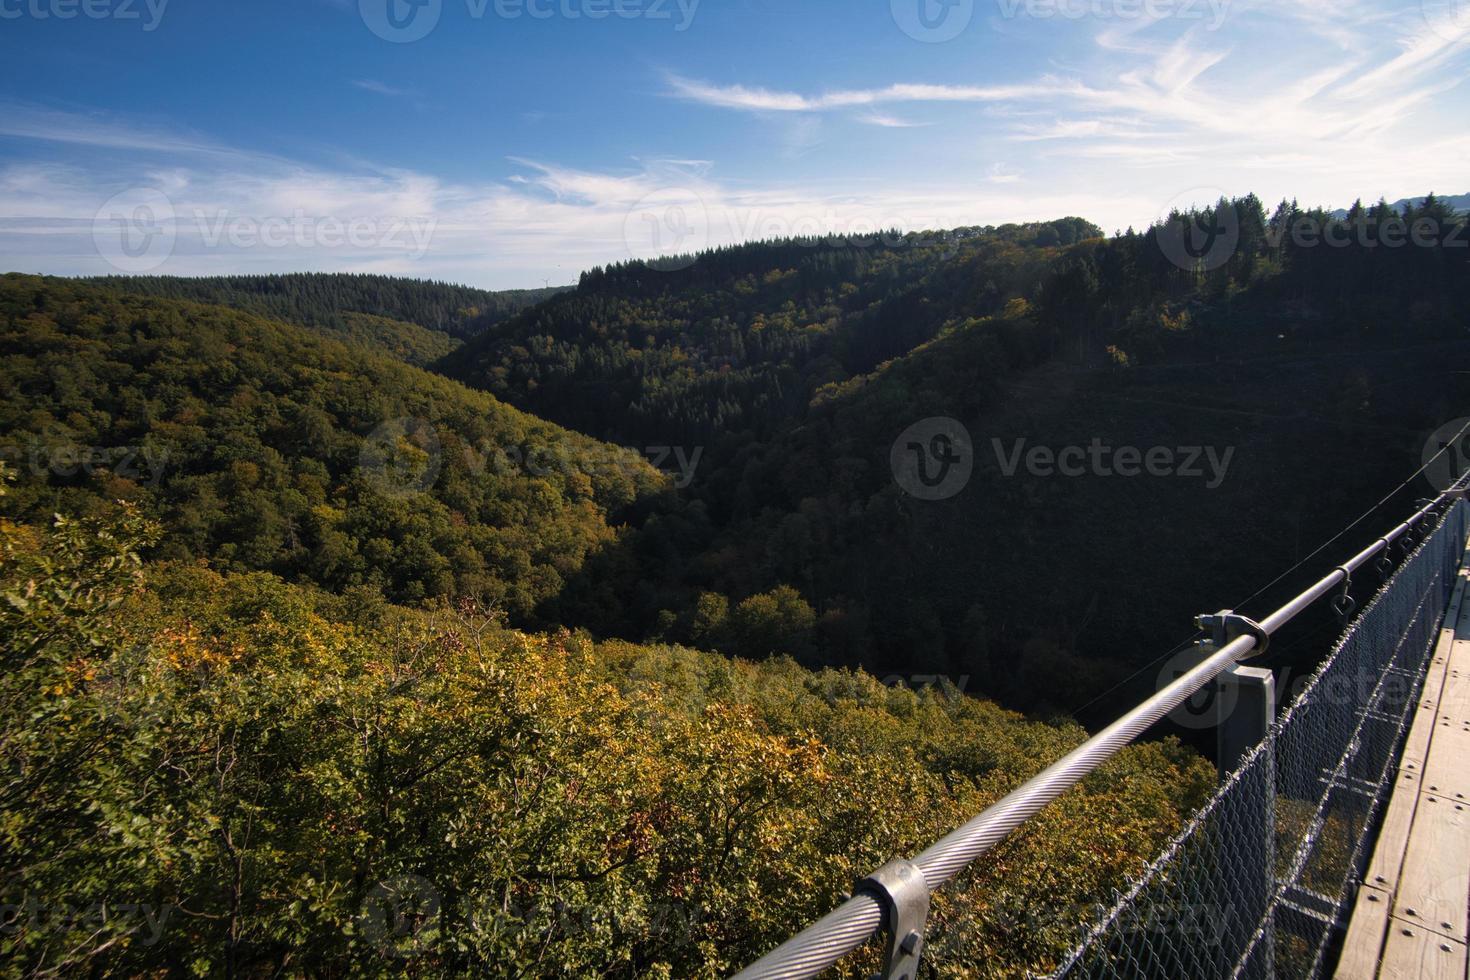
[1331,566,1356,619]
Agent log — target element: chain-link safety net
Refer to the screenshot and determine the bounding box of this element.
[1048,498,1469,980]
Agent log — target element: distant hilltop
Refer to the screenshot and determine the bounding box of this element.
[1332,192,1470,219]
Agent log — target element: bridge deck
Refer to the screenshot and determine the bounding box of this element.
[1336,543,1470,980]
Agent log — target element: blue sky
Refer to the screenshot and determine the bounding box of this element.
[1,0,1467,288]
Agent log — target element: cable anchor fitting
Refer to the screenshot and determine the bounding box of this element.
[1331,566,1356,620]
[856,859,930,980]
[1194,609,1270,660]
[1400,522,1418,552]
[1375,538,1394,579]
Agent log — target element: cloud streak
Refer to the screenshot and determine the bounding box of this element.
[0,105,1145,288]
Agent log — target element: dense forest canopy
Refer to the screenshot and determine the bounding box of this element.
[433,195,1470,714]
[0,465,1210,977]
[435,220,1103,451]
[87,273,566,366]
[0,275,662,617]
[2,192,1467,976]
[90,272,565,338]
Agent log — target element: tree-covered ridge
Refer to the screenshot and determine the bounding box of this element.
[0,275,664,616]
[329,310,461,366]
[548,195,1470,714]
[0,489,1212,977]
[436,220,1101,451]
[1043,192,1470,355]
[86,272,566,362]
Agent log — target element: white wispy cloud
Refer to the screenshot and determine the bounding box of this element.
[4,0,1467,290]
[0,102,244,159]
[665,74,1069,112]
[857,113,927,128]
[351,79,410,97]
[0,104,1144,288]
[667,2,1469,163]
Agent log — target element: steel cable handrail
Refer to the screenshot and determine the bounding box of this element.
[732,478,1469,980]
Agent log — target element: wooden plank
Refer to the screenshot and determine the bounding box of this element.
[1432,571,1467,662]
[1399,709,1435,772]
[1335,885,1392,980]
[1335,536,1470,979]
[1363,781,1423,892]
[1438,669,1470,725]
[1392,793,1470,943]
[1421,725,1470,803]
[1406,574,1470,766]
[1378,923,1466,980]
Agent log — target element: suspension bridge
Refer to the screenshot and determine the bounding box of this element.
[734,474,1470,980]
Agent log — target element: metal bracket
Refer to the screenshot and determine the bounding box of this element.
[856,859,930,980]
[1195,609,1270,660]
[1331,566,1356,619]
[1375,538,1394,579]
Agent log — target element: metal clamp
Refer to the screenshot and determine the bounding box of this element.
[1331,566,1356,619]
[1195,609,1270,660]
[1375,538,1393,579]
[1399,525,1417,551]
[856,859,930,980]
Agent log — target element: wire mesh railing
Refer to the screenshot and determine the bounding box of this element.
[734,482,1470,980]
[1051,496,1468,979]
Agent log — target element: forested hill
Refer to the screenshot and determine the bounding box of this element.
[0,482,1212,977]
[434,220,1102,451]
[0,274,663,616]
[542,195,1470,715]
[87,273,566,366]
[2,198,1466,975]
[6,196,1467,717]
